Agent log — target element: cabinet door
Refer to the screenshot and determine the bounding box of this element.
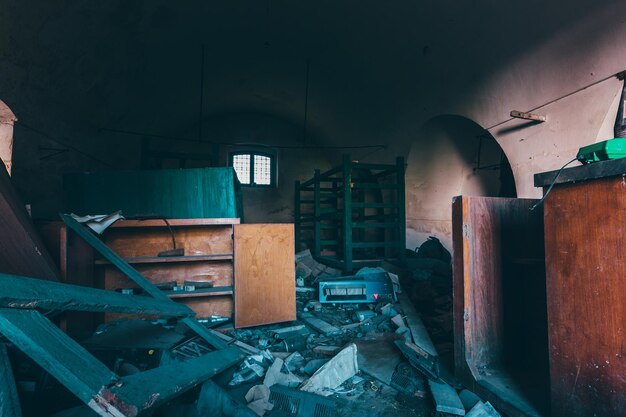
[452,196,548,417]
[234,224,295,328]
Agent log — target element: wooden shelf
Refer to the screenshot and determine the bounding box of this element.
[109,218,240,228]
[95,254,233,265]
[164,286,234,299]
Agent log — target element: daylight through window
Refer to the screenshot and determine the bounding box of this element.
[230,151,275,186]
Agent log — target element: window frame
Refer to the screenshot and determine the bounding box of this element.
[229,150,277,188]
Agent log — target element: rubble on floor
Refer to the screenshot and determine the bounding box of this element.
[201,245,502,417]
[2,233,501,417]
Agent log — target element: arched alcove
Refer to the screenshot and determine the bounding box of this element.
[406,115,515,251]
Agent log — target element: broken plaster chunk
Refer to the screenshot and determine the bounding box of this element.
[395,326,412,341]
[245,384,271,403]
[247,398,274,416]
[302,358,329,375]
[391,314,406,329]
[380,303,398,317]
[466,401,501,417]
[284,351,305,372]
[263,357,302,388]
[300,343,359,396]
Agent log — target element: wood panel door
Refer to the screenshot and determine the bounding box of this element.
[452,196,548,417]
[234,224,295,328]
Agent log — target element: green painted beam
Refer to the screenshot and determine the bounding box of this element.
[106,347,244,416]
[0,309,119,411]
[0,343,22,417]
[61,214,228,350]
[0,308,243,417]
[0,273,193,317]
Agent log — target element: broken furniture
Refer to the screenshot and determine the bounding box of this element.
[0,271,243,417]
[294,154,406,273]
[63,166,242,220]
[452,196,548,417]
[535,158,626,417]
[63,215,296,329]
[96,218,240,321]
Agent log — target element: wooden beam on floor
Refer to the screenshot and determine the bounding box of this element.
[0,308,243,417]
[429,379,465,416]
[60,214,228,350]
[0,308,119,414]
[0,272,193,317]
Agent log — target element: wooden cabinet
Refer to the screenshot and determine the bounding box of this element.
[38,218,296,330]
[97,219,296,328]
[537,159,626,417]
[98,219,238,321]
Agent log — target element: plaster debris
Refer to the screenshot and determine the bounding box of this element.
[300,343,359,396]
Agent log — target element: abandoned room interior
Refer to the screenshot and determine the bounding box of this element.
[1,1,626,416]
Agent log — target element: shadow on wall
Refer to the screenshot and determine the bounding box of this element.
[406,115,515,252]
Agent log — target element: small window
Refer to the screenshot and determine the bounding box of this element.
[230,151,276,187]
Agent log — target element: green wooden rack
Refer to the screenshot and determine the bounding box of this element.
[295,154,406,273]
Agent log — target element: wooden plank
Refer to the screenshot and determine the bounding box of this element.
[0,343,22,417]
[0,308,243,417]
[544,176,626,417]
[95,254,233,265]
[61,214,228,350]
[0,272,193,317]
[398,292,437,357]
[210,330,262,355]
[0,309,118,408]
[104,297,233,323]
[102,225,233,258]
[103,346,244,416]
[298,312,342,336]
[234,224,296,328]
[0,162,60,281]
[428,379,465,416]
[510,110,546,122]
[103,261,232,290]
[109,218,240,228]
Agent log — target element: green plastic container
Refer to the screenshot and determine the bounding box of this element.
[576,138,626,164]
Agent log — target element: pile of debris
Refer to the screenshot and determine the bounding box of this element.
[213,244,501,417]
[0,193,499,417]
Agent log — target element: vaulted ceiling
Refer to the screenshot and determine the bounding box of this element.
[0,0,614,151]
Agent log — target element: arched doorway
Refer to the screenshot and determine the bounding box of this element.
[405,115,515,251]
[0,100,17,175]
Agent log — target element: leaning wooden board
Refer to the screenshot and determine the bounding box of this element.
[0,162,59,281]
[234,224,295,328]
